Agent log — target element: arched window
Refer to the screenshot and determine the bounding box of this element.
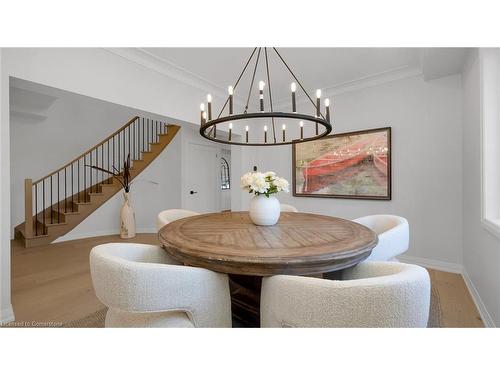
[221,157,230,190]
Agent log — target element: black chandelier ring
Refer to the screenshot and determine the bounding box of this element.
[197,47,334,146]
[200,111,333,147]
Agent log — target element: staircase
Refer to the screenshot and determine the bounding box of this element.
[15,116,180,248]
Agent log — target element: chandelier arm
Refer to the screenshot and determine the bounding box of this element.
[244,47,261,114]
[264,47,277,143]
[216,47,258,120]
[272,47,327,121]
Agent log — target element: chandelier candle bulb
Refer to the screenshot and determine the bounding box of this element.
[245,125,249,143]
[228,123,233,141]
[200,103,205,124]
[316,89,322,117]
[259,81,265,112]
[300,121,304,139]
[282,124,286,142]
[291,82,297,113]
[264,125,268,143]
[207,94,212,120]
[201,111,207,126]
[228,86,234,115]
[325,98,330,122]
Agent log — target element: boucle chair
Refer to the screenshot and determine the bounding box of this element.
[156,209,200,231]
[261,261,430,328]
[353,215,409,261]
[90,243,232,328]
[280,203,298,213]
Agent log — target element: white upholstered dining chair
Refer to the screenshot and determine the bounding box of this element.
[156,209,200,231]
[90,243,232,328]
[353,214,409,261]
[280,203,298,213]
[261,261,430,328]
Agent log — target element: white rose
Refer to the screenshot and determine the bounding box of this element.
[250,173,270,194]
[274,177,290,193]
[240,172,254,190]
[264,171,276,179]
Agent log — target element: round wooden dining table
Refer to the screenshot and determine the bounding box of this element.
[158,211,378,327]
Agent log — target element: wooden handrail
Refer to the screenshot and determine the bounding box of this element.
[33,116,140,184]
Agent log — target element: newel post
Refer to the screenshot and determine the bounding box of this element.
[24,179,33,237]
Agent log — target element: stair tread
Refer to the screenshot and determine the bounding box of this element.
[19,228,49,239]
[55,210,79,215]
[37,220,67,227]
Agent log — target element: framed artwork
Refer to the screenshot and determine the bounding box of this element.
[292,127,391,200]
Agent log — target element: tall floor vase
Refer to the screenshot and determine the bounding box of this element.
[120,192,136,239]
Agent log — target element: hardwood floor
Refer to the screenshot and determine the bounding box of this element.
[9,234,484,327]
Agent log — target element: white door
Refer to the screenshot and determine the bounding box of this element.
[185,143,220,213]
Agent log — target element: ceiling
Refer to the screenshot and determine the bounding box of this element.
[140,47,468,106]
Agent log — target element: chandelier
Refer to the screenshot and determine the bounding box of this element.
[198,47,333,146]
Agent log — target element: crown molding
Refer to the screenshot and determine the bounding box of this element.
[104,48,245,105]
[105,48,422,111]
[274,65,423,110]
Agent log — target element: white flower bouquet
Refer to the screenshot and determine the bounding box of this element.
[240,171,289,198]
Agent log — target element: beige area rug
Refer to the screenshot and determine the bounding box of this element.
[64,285,442,328]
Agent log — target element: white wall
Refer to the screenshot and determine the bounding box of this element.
[240,74,464,265]
[0,49,15,323]
[462,50,500,327]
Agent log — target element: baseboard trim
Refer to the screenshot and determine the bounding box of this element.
[399,254,496,328]
[461,269,496,328]
[54,227,157,243]
[398,255,463,274]
[0,305,15,325]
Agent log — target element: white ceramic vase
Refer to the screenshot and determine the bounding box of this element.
[120,192,136,239]
[249,195,280,226]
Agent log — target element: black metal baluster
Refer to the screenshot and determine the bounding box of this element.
[90,150,93,194]
[107,140,110,182]
[83,155,86,202]
[128,123,131,162]
[147,119,150,151]
[101,144,104,183]
[64,168,67,213]
[133,120,136,160]
[123,129,125,168]
[42,179,46,234]
[57,171,60,223]
[35,183,38,236]
[95,148,98,188]
[50,175,53,224]
[71,163,74,212]
[78,159,81,203]
[113,135,115,174]
[142,118,145,154]
[118,132,121,172]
